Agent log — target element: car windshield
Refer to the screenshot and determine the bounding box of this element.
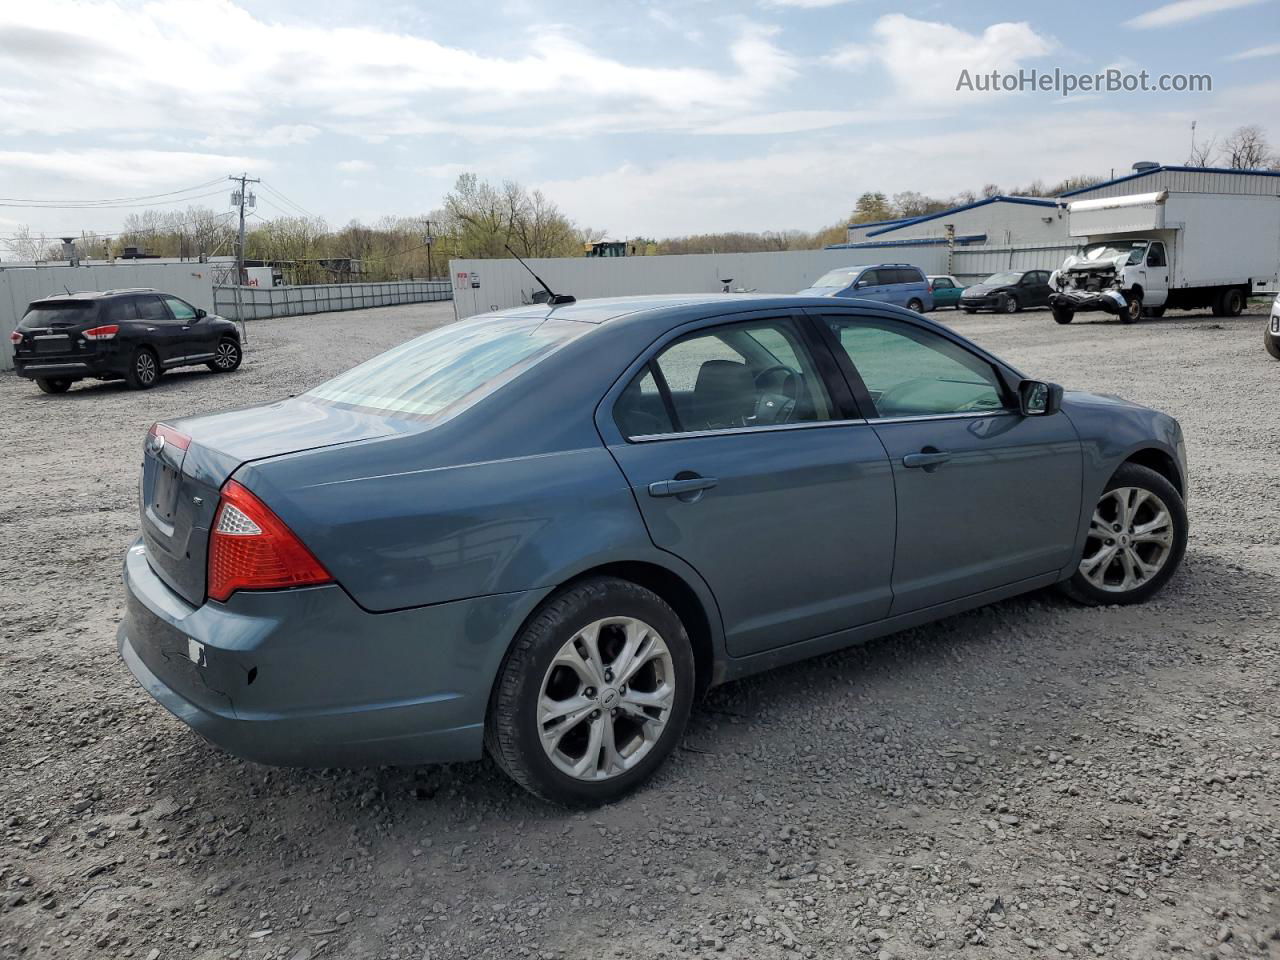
[19,302,95,327]
[983,272,1021,286]
[1083,241,1148,265]
[307,316,587,419]
[809,269,859,289]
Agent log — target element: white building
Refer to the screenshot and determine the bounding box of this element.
[844,195,1067,248]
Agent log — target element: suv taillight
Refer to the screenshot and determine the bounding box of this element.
[8,331,21,344]
[207,480,332,602]
[82,324,119,340]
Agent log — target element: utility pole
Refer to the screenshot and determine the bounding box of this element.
[228,172,259,284]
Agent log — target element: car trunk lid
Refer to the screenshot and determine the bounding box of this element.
[139,398,411,605]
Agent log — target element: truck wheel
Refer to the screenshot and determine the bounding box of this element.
[1052,305,1075,325]
[1217,288,1245,317]
[1120,294,1142,324]
[1265,325,1280,361]
[36,377,72,394]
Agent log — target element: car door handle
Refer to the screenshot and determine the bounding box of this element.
[648,476,719,498]
[902,450,951,469]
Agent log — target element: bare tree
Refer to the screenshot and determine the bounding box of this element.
[2,224,51,261]
[1221,125,1273,169]
[1187,134,1218,167]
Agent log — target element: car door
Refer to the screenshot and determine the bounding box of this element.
[1031,271,1053,306]
[1143,243,1169,307]
[931,277,955,307]
[852,269,890,303]
[133,295,185,365]
[161,295,212,363]
[812,308,1083,614]
[601,311,897,657]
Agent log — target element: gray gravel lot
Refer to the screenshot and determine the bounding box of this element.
[1,300,1278,960]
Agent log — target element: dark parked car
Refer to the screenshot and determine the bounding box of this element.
[961,270,1053,314]
[119,295,1187,804]
[9,289,242,393]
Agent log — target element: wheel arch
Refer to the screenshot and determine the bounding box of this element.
[1122,446,1183,496]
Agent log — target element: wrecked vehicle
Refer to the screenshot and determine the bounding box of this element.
[1048,189,1280,325]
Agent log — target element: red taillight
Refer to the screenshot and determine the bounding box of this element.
[207,479,332,602]
[8,330,21,345]
[82,324,119,340]
[147,422,191,451]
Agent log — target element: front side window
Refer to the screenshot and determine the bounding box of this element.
[826,317,1010,418]
[932,278,953,290]
[308,316,587,420]
[1147,243,1167,267]
[614,318,833,437]
[164,297,197,320]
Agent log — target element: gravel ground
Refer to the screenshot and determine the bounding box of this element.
[2,300,1278,960]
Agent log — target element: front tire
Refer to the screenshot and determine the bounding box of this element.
[207,338,242,372]
[35,377,72,394]
[1120,293,1142,324]
[485,577,695,805]
[125,347,160,390]
[1059,463,1187,607]
[1052,304,1075,325]
[999,293,1020,314]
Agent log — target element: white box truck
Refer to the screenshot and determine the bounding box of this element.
[1047,189,1280,323]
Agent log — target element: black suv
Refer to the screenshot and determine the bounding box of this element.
[9,288,242,393]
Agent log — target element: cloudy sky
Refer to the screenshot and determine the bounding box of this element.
[0,0,1276,245]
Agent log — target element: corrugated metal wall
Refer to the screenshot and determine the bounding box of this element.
[1068,170,1280,200]
[1,261,217,371]
[213,280,452,319]
[448,243,1081,318]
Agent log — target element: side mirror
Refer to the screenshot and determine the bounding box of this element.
[855,279,870,289]
[1019,379,1063,416]
[195,308,207,319]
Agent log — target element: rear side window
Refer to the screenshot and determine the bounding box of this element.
[103,299,138,323]
[135,296,169,321]
[19,302,95,328]
[308,316,587,420]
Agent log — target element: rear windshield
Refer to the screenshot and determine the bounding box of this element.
[307,316,587,420]
[810,269,858,289]
[19,302,96,327]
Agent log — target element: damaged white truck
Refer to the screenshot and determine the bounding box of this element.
[1049,189,1280,324]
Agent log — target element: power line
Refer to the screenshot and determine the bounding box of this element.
[0,187,229,211]
[0,177,227,208]
[258,180,319,220]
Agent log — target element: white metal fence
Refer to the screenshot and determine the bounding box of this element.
[449,243,1082,318]
[1,261,218,372]
[213,280,452,320]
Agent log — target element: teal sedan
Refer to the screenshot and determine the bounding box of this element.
[928,275,965,309]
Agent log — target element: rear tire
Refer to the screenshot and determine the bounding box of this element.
[206,338,242,372]
[125,347,160,390]
[906,298,924,313]
[35,377,72,394]
[1058,463,1187,607]
[1052,305,1075,325]
[1215,287,1245,317]
[485,577,695,805]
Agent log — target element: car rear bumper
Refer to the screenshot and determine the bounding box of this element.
[13,352,119,379]
[118,537,550,767]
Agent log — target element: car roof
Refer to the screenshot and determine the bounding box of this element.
[30,288,158,303]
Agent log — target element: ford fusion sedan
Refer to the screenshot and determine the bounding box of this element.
[10,289,242,393]
[118,294,1188,804]
[960,270,1053,314]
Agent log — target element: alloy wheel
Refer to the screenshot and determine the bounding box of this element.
[137,352,157,384]
[215,342,239,369]
[537,616,675,782]
[1079,486,1175,592]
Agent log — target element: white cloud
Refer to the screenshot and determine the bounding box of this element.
[336,159,373,173]
[762,0,855,7]
[824,15,1054,102]
[0,1,795,140]
[1227,41,1280,59]
[1125,0,1267,28]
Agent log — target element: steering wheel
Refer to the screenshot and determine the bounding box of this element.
[753,363,796,388]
